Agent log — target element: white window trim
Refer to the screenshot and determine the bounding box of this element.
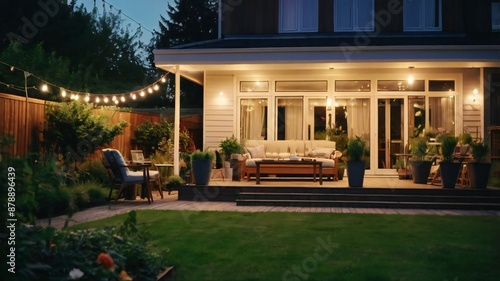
[334,0,375,32]
[403,0,442,32]
[493,2,500,31]
[279,0,318,33]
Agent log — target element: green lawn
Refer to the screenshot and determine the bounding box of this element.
[72,210,500,281]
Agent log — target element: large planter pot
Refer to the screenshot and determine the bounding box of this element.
[439,162,461,189]
[411,161,432,184]
[192,159,213,185]
[224,161,232,179]
[347,161,365,188]
[468,162,491,189]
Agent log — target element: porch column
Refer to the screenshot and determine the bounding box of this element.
[174,65,181,175]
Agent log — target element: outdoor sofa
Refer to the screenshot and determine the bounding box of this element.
[242,140,340,181]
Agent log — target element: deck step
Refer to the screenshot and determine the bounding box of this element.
[236,188,500,210]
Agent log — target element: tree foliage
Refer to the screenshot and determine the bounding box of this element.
[43,101,128,163]
[0,0,152,99]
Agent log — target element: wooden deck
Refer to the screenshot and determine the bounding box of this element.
[37,176,500,229]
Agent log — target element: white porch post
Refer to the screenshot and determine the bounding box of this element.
[174,65,181,175]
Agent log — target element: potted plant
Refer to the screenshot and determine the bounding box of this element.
[437,134,460,188]
[346,136,366,188]
[191,150,215,185]
[337,161,346,180]
[409,137,432,184]
[393,158,410,179]
[219,136,244,178]
[468,140,491,189]
[165,175,185,194]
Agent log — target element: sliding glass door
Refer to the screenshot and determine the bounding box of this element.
[377,98,405,172]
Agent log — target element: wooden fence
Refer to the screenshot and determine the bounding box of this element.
[0,92,201,160]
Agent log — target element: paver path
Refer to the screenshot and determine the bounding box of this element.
[37,192,500,229]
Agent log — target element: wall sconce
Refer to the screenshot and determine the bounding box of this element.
[218,91,224,104]
[472,88,478,103]
[326,97,332,110]
[407,66,414,85]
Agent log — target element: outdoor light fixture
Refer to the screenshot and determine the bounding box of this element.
[326,97,332,110]
[407,66,415,85]
[95,97,100,103]
[472,88,478,102]
[61,89,67,97]
[41,84,48,92]
[104,97,109,103]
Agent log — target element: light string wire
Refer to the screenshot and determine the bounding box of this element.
[0,60,169,105]
[99,0,156,36]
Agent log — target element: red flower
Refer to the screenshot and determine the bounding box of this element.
[96,253,114,270]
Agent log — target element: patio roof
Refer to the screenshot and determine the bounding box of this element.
[154,36,500,85]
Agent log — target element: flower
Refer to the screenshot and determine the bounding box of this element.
[69,268,84,280]
[96,253,114,270]
[119,269,133,281]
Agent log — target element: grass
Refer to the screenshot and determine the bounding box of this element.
[71,210,500,281]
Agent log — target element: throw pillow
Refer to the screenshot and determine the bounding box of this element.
[246,144,266,158]
[308,147,335,159]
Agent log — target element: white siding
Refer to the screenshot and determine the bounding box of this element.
[204,75,236,150]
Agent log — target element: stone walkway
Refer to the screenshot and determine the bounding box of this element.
[37,191,500,229]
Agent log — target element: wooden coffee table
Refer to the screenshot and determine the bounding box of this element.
[255,160,323,185]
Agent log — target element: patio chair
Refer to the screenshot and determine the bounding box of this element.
[102,149,160,202]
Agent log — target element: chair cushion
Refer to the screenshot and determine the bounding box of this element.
[307,147,335,159]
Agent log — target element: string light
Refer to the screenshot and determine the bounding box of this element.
[1,59,168,106]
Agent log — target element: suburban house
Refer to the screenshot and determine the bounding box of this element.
[154,0,500,176]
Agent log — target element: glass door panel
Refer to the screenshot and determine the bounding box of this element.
[276,97,303,140]
[306,98,327,140]
[377,98,404,171]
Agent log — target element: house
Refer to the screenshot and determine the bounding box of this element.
[154,0,500,176]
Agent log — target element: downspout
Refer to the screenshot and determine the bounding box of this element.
[174,65,181,175]
[218,0,222,39]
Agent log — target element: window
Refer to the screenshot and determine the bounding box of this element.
[275,80,327,92]
[493,2,500,30]
[377,80,425,91]
[276,98,303,140]
[404,0,442,31]
[335,80,371,92]
[279,0,318,33]
[429,96,455,135]
[240,99,268,140]
[334,0,374,32]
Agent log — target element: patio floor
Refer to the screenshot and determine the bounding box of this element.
[37,176,500,229]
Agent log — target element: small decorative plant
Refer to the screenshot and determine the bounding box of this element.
[470,140,489,163]
[410,137,428,161]
[347,136,366,162]
[166,175,185,188]
[438,134,458,162]
[393,158,406,171]
[459,133,473,145]
[219,136,244,161]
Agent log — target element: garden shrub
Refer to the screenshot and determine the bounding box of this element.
[69,181,108,210]
[17,211,169,281]
[77,158,110,184]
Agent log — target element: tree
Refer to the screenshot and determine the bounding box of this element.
[153,0,218,108]
[43,101,128,166]
[156,0,218,48]
[0,0,153,99]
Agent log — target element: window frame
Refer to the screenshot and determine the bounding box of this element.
[493,1,500,31]
[403,0,442,32]
[334,0,375,32]
[279,0,318,33]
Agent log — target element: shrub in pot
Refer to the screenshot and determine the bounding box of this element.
[437,134,460,188]
[165,175,185,194]
[219,136,244,178]
[468,140,491,189]
[410,137,432,184]
[191,151,215,185]
[346,136,366,188]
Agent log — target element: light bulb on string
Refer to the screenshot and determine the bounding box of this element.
[112,96,117,101]
[61,89,67,98]
[148,87,153,94]
[104,97,109,103]
[74,94,79,100]
[95,97,100,103]
[41,84,49,92]
[120,96,125,102]
[161,77,167,83]
[132,93,137,100]
[140,91,145,97]
[84,95,90,102]
[114,99,119,105]
[153,84,159,91]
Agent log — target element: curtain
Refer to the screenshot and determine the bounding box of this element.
[346,98,370,142]
[241,99,267,140]
[429,97,455,135]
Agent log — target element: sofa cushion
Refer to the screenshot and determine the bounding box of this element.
[307,147,335,159]
[246,144,266,158]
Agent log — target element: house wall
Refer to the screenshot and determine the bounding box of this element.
[204,75,236,150]
[221,0,495,35]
